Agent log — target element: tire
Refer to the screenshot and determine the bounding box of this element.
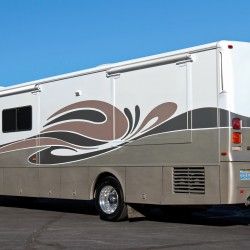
[95,176,127,221]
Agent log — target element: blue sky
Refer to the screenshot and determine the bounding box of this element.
[0,0,249,86]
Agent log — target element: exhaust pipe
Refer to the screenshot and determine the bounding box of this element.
[245,196,250,206]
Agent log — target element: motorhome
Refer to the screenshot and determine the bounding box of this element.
[0,41,250,221]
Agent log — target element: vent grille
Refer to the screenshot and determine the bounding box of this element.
[173,167,205,194]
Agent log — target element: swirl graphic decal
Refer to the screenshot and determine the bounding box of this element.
[0,100,177,164]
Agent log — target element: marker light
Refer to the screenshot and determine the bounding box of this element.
[232,132,242,144]
[232,118,241,130]
[228,44,233,49]
[240,189,245,195]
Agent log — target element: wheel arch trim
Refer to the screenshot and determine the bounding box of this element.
[89,168,126,200]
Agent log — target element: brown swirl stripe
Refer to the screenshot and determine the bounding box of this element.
[45,100,128,140]
[135,102,177,134]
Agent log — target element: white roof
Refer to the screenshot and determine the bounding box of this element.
[0,40,245,94]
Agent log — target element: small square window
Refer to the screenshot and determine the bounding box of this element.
[2,106,32,133]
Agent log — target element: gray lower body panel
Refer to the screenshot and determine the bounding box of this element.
[0,129,249,205]
[0,164,249,205]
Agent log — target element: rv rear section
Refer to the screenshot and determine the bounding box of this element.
[0,41,249,221]
[219,42,250,205]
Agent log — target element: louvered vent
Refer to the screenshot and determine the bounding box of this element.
[173,167,205,194]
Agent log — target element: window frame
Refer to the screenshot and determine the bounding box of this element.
[2,105,32,133]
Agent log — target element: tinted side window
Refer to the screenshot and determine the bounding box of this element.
[2,108,16,132]
[2,106,32,133]
[17,106,32,131]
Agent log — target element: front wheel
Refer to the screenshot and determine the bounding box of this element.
[95,176,127,221]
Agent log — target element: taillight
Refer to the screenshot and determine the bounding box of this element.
[232,118,242,145]
[232,132,242,144]
[232,118,241,130]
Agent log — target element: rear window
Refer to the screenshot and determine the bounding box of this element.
[2,106,32,133]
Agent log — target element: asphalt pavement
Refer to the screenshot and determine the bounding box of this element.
[0,197,249,250]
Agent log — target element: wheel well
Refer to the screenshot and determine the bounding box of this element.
[93,172,118,198]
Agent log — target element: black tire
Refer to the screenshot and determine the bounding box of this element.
[95,176,127,221]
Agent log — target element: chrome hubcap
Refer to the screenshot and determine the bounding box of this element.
[99,185,119,214]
